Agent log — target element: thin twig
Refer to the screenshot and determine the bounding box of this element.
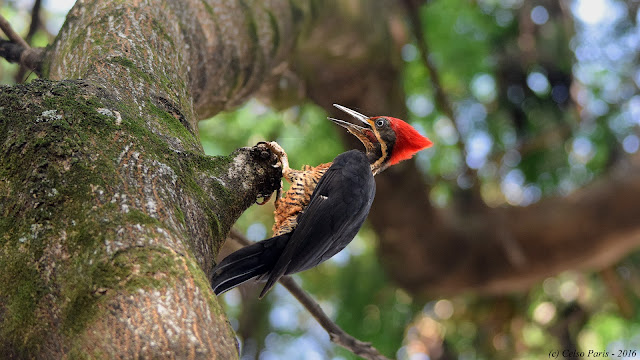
[15,0,42,82]
[599,267,633,318]
[401,0,455,123]
[401,0,489,192]
[0,12,43,76]
[25,0,42,45]
[227,229,393,360]
[0,13,29,49]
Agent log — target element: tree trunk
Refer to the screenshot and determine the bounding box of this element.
[0,0,304,357]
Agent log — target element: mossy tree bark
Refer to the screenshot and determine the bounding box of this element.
[0,0,306,358]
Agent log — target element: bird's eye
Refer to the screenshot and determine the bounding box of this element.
[375,119,385,128]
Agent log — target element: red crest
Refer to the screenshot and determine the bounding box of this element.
[382,117,433,165]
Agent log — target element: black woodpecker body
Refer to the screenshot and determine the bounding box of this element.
[210,104,432,297]
[211,150,375,297]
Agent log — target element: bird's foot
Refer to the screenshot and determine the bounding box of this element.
[257,141,290,171]
[255,141,286,205]
[257,140,296,185]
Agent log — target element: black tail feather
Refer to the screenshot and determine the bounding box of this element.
[210,234,289,295]
[211,263,266,295]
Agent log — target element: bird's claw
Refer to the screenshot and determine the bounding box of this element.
[255,141,288,206]
[258,141,289,171]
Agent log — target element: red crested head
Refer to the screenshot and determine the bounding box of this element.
[328,104,433,174]
[380,117,433,165]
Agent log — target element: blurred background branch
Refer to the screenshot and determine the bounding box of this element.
[14,0,41,82]
[0,12,29,48]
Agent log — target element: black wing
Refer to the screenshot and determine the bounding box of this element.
[259,150,375,297]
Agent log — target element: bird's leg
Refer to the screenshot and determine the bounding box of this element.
[256,142,334,235]
[256,142,307,234]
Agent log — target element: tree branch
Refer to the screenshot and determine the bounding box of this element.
[399,0,481,183]
[0,13,44,74]
[0,39,24,62]
[15,0,43,82]
[25,0,42,45]
[370,154,640,296]
[0,13,29,48]
[401,0,455,123]
[228,230,393,360]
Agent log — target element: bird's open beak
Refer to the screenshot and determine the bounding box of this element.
[328,104,377,151]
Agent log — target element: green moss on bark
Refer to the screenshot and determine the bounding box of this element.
[1,72,273,357]
[0,80,203,353]
[0,252,46,357]
[147,99,196,141]
[0,80,124,354]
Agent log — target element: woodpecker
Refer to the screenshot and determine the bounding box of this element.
[210,104,432,297]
